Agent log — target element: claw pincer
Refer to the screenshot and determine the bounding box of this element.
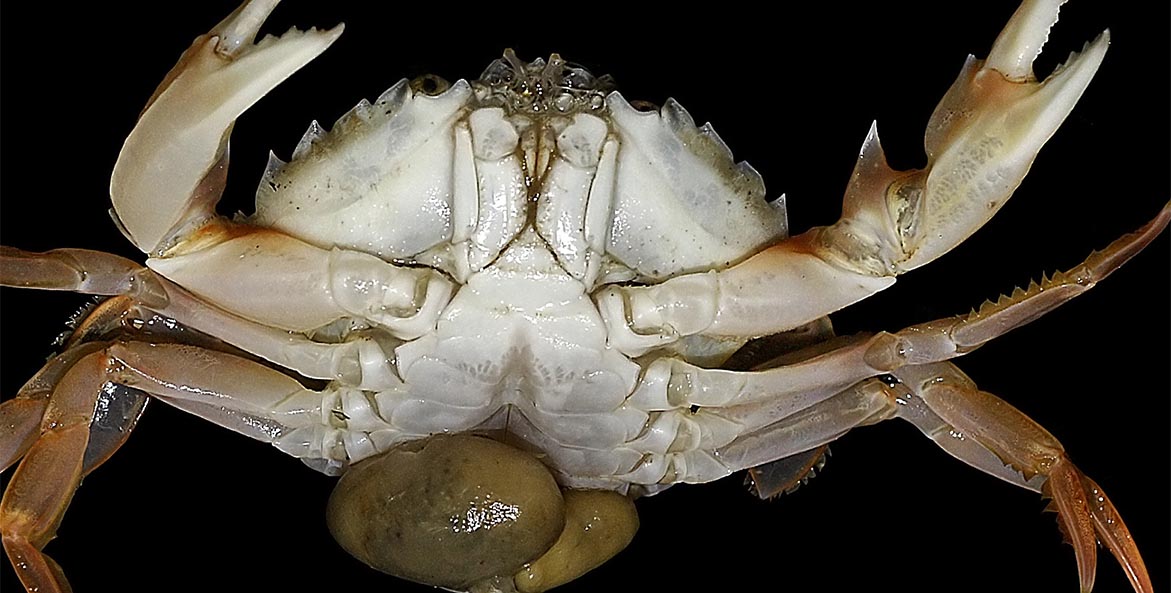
[111,0,342,255]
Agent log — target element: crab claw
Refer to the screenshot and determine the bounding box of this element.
[824,0,1105,273]
[880,0,1109,272]
[1047,459,1152,593]
[110,0,343,255]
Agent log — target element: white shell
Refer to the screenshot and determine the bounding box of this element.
[227,59,792,489]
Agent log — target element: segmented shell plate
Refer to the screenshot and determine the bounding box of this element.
[252,53,787,283]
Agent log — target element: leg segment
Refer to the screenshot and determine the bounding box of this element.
[0,247,404,391]
[0,343,114,473]
[891,362,1151,593]
[0,247,167,307]
[146,231,454,339]
[862,202,1171,369]
[154,279,401,390]
[101,341,380,472]
[97,341,481,472]
[1,348,145,593]
[2,296,150,475]
[617,377,894,493]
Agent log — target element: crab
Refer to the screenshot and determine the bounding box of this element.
[2,1,1171,593]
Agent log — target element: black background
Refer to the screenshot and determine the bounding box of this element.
[1,2,1166,592]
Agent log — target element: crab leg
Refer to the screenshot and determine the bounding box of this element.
[0,247,168,307]
[110,0,341,254]
[146,232,454,340]
[599,0,1110,354]
[890,362,1152,593]
[0,343,111,473]
[0,247,402,390]
[154,281,402,390]
[1,236,457,350]
[619,377,894,487]
[97,341,429,473]
[616,203,1165,532]
[654,359,1151,592]
[1,318,427,592]
[862,202,1170,368]
[2,294,154,477]
[0,335,401,593]
[1,348,147,593]
[624,203,1169,413]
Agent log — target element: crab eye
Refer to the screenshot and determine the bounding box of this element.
[410,73,451,96]
[628,99,659,113]
[326,434,566,591]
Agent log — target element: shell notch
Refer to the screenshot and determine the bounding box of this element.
[474,49,616,115]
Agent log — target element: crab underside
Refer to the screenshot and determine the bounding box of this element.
[1,1,1167,592]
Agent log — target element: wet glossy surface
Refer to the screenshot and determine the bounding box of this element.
[1,2,1166,591]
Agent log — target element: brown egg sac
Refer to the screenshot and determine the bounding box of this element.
[326,434,567,590]
[515,489,639,593]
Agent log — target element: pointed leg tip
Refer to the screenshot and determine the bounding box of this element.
[1049,460,1153,593]
[1077,474,1154,593]
[1045,460,1100,593]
